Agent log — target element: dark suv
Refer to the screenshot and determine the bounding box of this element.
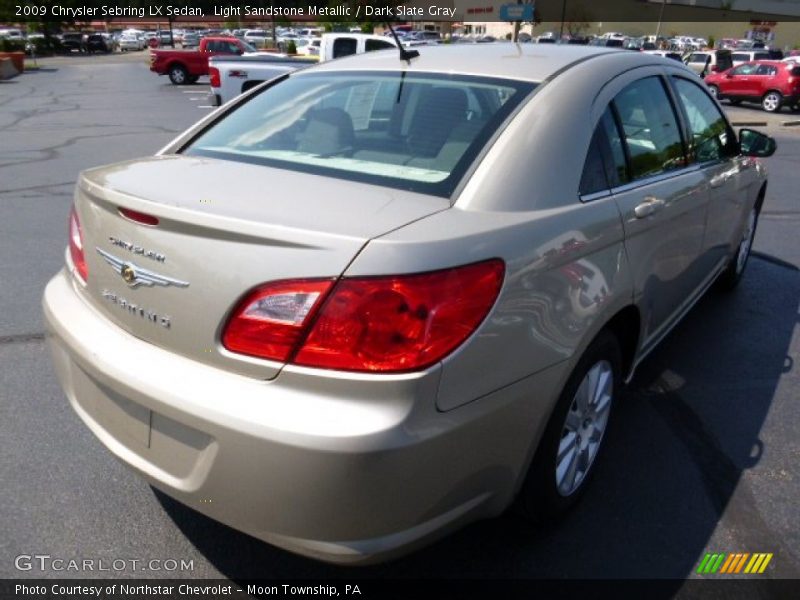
[60,33,87,53]
[86,34,112,54]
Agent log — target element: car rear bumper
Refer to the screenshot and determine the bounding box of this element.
[43,268,559,564]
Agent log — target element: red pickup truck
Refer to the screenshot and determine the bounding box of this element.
[150,37,261,85]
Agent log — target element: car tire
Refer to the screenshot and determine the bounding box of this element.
[761,91,782,113]
[707,84,720,99]
[716,204,760,291]
[516,330,622,521]
[168,64,188,85]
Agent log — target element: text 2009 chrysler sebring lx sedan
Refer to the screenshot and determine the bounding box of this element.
[44,44,776,564]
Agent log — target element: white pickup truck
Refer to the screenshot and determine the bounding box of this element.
[207,54,312,107]
[208,33,398,106]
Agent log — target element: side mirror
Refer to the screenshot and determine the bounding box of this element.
[726,72,734,78]
[739,128,777,157]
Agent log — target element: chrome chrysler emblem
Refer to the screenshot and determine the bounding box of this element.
[96,248,189,289]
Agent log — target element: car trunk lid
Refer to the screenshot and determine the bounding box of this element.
[74,155,449,379]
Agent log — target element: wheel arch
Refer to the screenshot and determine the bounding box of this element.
[755,181,767,213]
[599,305,642,381]
[241,80,264,94]
[166,60,187,73]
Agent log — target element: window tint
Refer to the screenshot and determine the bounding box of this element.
[672,78,731,163]
[579,108,627,196]
[755,64,777,76]
[365,39,396,52]
[600,109,628,186]
[184,72,534,198]
[688,53,709,64]
[754,52,770,61]
[731,62,758,75]
[332,38,358,58]
[612,77,685,180]
[579,127,608,196]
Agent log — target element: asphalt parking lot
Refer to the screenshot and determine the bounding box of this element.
[1,52,799,584]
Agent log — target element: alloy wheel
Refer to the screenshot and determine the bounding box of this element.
[556,360,613,497]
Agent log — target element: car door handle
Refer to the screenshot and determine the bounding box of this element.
[634,196,665,218]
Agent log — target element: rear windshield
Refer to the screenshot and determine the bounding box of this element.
[183,71,535,197]
[731,53,749,62]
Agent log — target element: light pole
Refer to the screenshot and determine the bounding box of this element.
[655,0,667,41]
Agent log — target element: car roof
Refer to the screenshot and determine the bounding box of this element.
[309,43,629,82]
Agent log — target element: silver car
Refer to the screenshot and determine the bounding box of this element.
[43,44,775,564]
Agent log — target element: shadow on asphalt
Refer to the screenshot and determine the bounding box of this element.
[154,254,799,585]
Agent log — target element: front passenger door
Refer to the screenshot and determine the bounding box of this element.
[669,75,749,270]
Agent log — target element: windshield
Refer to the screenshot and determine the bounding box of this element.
[183,71,535,197]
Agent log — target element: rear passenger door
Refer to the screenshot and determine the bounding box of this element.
[600,74,710,350]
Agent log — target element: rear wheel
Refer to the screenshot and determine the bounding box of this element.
[762,91,782,113]
[517,330,622,520]
[168,64,188,85]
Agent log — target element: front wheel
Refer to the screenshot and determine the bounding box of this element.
[707,84,720,99]
[516,330,622,520]
[168,64,188,85]
[762,91,782,113]
[717,205,759,291]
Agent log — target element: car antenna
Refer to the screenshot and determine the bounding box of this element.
[385,21,419,64]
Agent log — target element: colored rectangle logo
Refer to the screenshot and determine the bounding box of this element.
[698,552,773,574]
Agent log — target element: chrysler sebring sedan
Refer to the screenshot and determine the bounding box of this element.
[43,45,775,564]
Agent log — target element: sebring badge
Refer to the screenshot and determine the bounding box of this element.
[96,248,190,289]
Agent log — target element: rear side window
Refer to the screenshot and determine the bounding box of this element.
[612,77,685,180]
[184,72,535,198]
[332,38,357,58]
[756,64,777,76]
[792,66,800,77]
[579,109,628,196]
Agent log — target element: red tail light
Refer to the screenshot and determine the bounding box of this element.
[222,260,505,373]
[222,279,335,362]
[209,66,221,88]
[68,206,88,282]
